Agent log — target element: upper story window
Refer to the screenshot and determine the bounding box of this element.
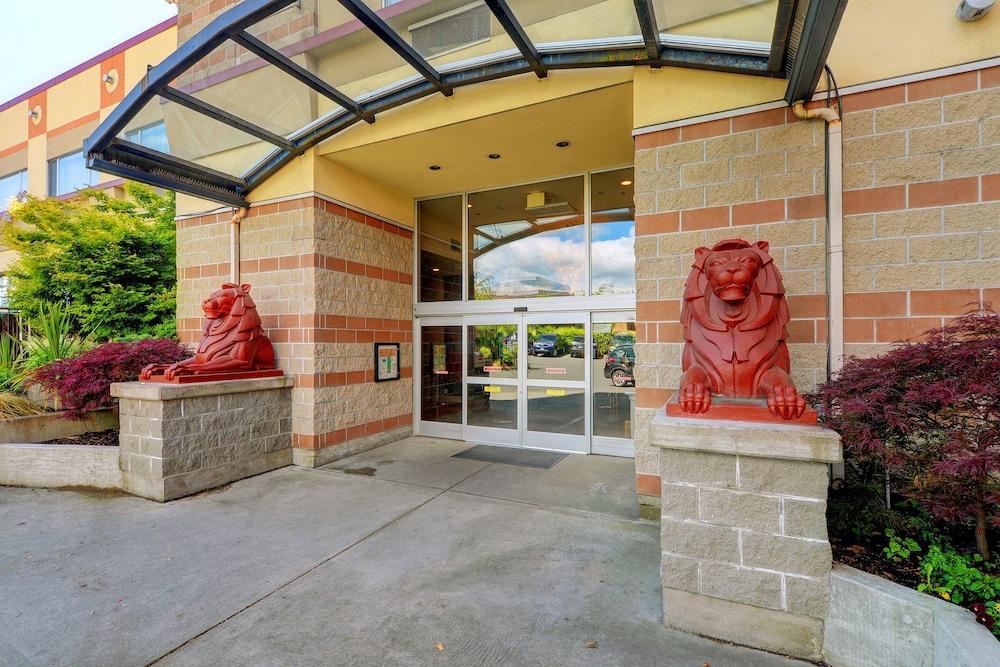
[47,150,97,197]
[0,169,28,212]
[125,121,170,154]
[382,0,403,6]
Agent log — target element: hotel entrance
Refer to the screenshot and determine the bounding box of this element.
[414,167,636,457]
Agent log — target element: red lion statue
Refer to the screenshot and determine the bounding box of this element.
[677,239,806,420]
[140,283,276,382]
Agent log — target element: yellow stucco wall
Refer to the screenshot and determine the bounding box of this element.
[0,22,178,198]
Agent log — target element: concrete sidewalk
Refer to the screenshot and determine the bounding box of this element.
[0,437,806,666]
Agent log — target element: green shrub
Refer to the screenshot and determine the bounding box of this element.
[2,183,176,341]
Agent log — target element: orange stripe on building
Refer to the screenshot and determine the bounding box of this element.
[0,141,28,160]
[47,111,101,139]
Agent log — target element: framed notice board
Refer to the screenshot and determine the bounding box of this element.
[374,342,401,382]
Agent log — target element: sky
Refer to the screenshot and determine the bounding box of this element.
[0,0,178,103]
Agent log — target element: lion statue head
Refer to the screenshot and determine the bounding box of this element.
[678,238,805,419]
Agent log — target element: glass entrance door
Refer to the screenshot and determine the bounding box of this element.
[417,312,634,456]
[523,314,587,453]
[465,316,520,446]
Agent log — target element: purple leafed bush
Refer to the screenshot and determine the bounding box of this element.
[32,339,189,419]
[813,308,1000,560]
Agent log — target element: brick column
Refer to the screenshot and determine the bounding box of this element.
[651,413,842,662]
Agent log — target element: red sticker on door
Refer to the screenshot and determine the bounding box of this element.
[545,368,567,375]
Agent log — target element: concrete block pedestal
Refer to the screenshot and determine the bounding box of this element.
[651,411,842,662]
[111,376,294,502]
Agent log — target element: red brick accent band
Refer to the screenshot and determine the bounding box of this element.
[180,252,414,287]
[635,174,1000,236]
[293,413,413,450]
[635,473,660,496]
[176,195,413,239]
[179,315,413,345]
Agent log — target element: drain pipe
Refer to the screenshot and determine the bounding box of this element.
[791,100,844,378]
[230,207,248,284]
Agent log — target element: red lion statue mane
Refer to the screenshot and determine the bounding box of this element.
[678,239,805,419]
[141,283,276,381]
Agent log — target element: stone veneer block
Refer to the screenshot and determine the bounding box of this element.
[111,376,294,502]
[652,411,842,662]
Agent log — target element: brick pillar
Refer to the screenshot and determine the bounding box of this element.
[651,412,842,662]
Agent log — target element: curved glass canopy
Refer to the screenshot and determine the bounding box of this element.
[85,0,847,207]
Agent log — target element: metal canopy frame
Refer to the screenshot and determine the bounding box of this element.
[85,0,849,208]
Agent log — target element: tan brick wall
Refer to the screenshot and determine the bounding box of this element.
[176,196,414,466]
[633,64,1000,498]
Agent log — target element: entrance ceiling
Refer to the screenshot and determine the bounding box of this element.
[84,0,849,208]
[325,83,635,199]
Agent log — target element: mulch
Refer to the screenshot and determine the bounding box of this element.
[41,429,119,447]
[832,537,924,588]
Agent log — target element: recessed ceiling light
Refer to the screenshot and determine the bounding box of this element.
[431,267,440,272]
[488,153,501,160]
[556,141,570,148]
[429,165,441,170]
[467,204,472,208]
[620,180,633,186]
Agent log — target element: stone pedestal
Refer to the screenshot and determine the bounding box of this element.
[651,411,842,662]
[111,376,294,502]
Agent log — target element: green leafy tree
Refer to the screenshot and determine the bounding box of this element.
[2,183,176,341]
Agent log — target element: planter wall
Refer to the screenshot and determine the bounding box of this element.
[824,564,1000,667]
[0,409,117,444]
[0,444,123,490]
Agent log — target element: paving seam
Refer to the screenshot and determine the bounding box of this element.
[146,462,496,665]
[302,460,493,492]
[443,488,655,527]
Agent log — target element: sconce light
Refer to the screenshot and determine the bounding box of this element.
[28,108,39,120]
[103,72,117,85]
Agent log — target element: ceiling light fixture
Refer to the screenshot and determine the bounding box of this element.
[620,180,633,186]
[429,165,441,170]
[488,153,501,160]
[431,267,440,272]
[556,141,570,148]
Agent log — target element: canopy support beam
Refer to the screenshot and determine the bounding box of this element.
[228,29,374,123]
[633,0,663,65]
[159,86,294,150]
[483,0,546,79]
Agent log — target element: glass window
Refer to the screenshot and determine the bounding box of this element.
[468,176,585,300]
[47,151,97,197]
[527,387,585,436]
[467,323,518,379]
[593,320,637,439]
[0,170,28,211]
[418,196,463,302]
[0,275,9,309]
[467,384,517,430]
[420,325,462,424]
[591,167,635,295]
[125,121,170,154]
[527,322,585,382]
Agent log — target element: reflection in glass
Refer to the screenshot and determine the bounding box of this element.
[418,196,463,302]
[467,384,518,429]
[420,325,462,424]
[653,0,779,43]
[591,167,635,295]
[527,323,585,381]
[47,151,97,197]
[593,320,637,438]
[468,176,585,300]
[527,387,585,435]
[467,324,518,379]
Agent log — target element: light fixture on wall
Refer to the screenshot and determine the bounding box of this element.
[103,72,117,85]
[28,108,39,120]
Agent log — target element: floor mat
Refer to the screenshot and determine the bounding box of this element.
[452,445,569,469]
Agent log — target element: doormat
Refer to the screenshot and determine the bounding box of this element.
[452,445,568,469]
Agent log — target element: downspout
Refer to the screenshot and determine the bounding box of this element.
[230,207,248,284]
[791,100,844,378]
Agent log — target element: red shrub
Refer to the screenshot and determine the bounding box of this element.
[32,339,189,419]
[813,308,1000,560]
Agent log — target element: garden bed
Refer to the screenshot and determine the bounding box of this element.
[41,429,119,447]
[0,408,117,444]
